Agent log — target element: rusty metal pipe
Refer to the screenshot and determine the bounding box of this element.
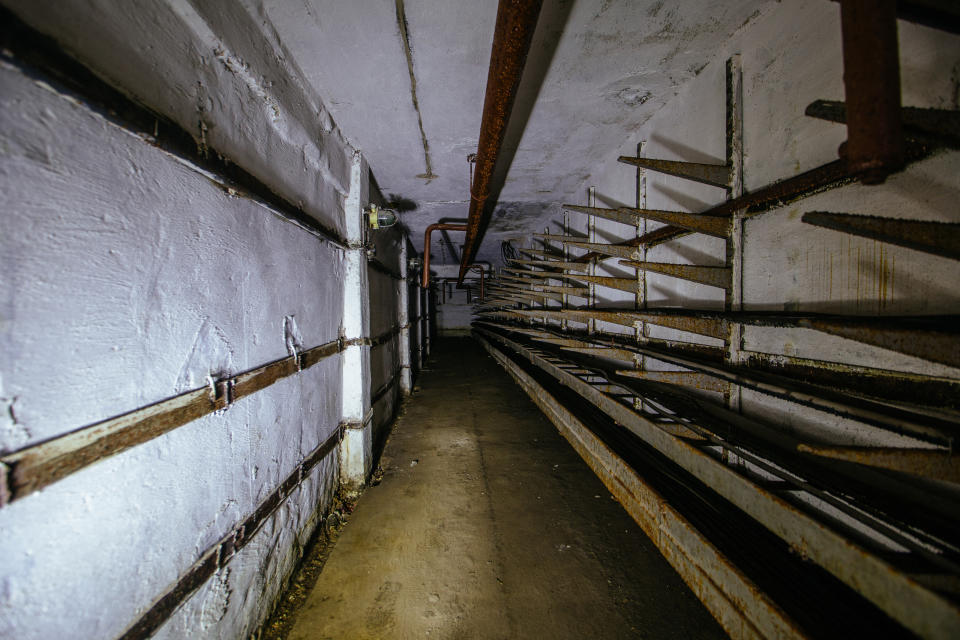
[458,0,544,284]
[838,0,904,183]
[421,223,467,289]
[468,264,487,300]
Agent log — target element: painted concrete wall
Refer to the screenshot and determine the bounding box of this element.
[437,288,477,335]
[564,1,960,445]
[0,2,416,638]
[0,58,344,639]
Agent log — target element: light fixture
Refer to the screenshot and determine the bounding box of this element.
[366,204,398,230]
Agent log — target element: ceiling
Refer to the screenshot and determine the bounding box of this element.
[259,0,773,265]
[12,0,774,266]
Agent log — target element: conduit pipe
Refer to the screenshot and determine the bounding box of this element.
[468,264,487,300]
[457,0,544,284]
[421,223,467,288]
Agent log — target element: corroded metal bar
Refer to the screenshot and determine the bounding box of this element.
[518,247,564,259]
[562,239,640,260]
[510,308,728,340]
[562,204,641,227]
[476,328,960,638]
[491,285,568,302]
[477,334,806,639]
[619,260,733,290]
[570,224,699,264]
[491,286,564,303]
[458,0,544,282]
[838,0,904,183]
[503,267,551,278]
[534,232,589,242]
[617,370,731,393]
[421,223,467,288]
[796,316,960,370]
[802,211,960,260]
[617,156,732,189]
[118,425,343,639]
[539,321,958,444]
[617,207,732,238]
[798,444,960,484]
[510,258,591,271]
[805,100,960,150]
[560,273,638,294]
[533,284,590,296]
[561,346,641,364]
[0,338,344,506]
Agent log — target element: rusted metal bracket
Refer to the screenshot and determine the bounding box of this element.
[618,260,733,290]
[616,369,731,394]
[798,444,960,485]
[507,306,960,369]
[562,204,642,227]
[806,99,960,150]
[561,239,640,260]
[509,258,591,271]
[618,207,732,238]
[559,273,638,294]
[490,318,960,445]
[517,247,563,259]
[802,211,960,261]
[617,157,732,190]
[208,376,234,411]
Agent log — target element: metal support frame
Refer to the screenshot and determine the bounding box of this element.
[476,326,960,639]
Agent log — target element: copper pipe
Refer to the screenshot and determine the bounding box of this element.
[421,223,467,288]
[457,0,543,283]
[468,264,486,301]
[838,0,904,184]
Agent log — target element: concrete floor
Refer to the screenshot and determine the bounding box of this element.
[287,337,726,639]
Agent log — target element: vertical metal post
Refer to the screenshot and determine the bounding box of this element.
[398,239,412,395]
[587,186,596,335]
[561,211,569,332]
[634,141,647,413]
[542,226,550,326]
[724,56,745,466]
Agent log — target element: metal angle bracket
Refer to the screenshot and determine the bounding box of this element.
[802,211,960,261]
[619,260,733,290]
[617,156,732,190]
[616,369,731,394]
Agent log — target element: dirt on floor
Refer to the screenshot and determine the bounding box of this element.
[272,337,727,639]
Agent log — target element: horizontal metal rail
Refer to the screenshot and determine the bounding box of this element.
[475,325,960,638]
[478,334,806,639]
[0,337,357,507]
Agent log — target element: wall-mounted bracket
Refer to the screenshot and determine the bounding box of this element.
[618,260,733,290]
[801,211,960,261]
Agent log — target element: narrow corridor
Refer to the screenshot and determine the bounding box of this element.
[284,338,725,639]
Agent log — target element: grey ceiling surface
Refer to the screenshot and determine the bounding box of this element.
[263,0,770,265]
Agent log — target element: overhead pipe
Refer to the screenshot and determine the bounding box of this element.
[421,223,467,288]
[457,0,544,284]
